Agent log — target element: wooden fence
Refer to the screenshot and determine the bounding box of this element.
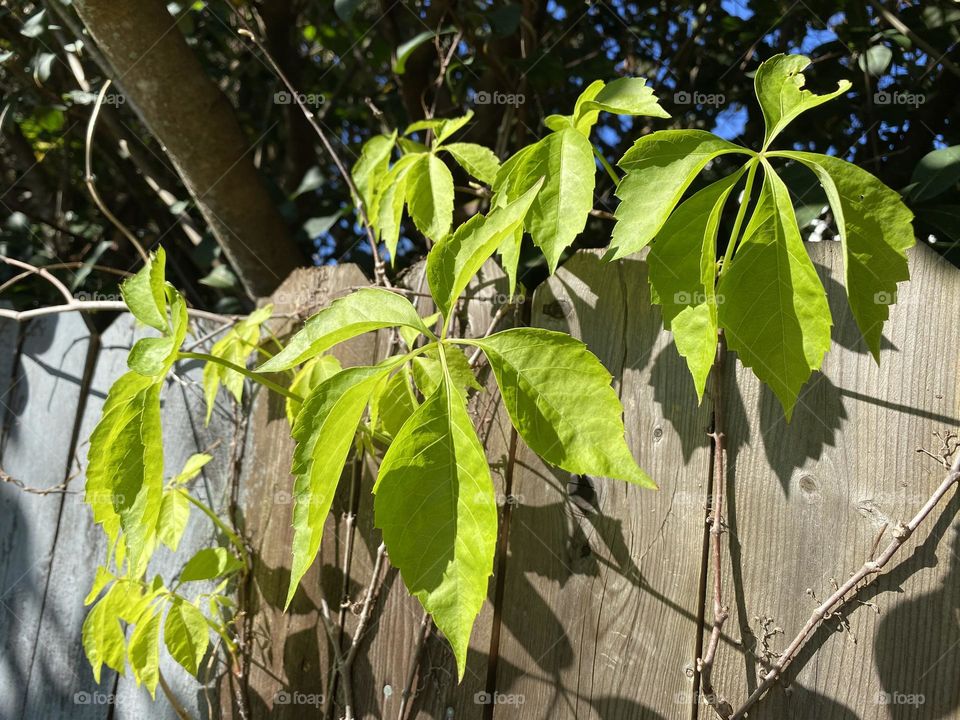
[1,241,958,719]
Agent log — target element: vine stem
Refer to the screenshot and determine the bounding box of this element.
[85,80,150,263]
[233,17,391,288]
[593,145,621,186]
[176,351,303,402]
[730,448,960,718]
[697,331,733,718]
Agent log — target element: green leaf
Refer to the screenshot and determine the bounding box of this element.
[257,288,431,373]
[173,453,212,485]
[371,367,418,438]
[164,598,209,676]
[408,111,475,147]
[406,153,454,241]
[442,142,501,185]
[411,345,481,399]
[286,363,398,607]
[569,79,606,135]
[491,145,536,292]
[285,354,344,425]
[86,371,164,573]
[578,77,670,119]
[648,168,747,400]
[859,44,893,76]
[82,584,127,682]
[157,489,190,551]
[717,164,832,419]
[129,607,162,696]
[426,180,542,318]
[394,27,456,74]
[127,288,188,377]
[374,353,498,679]
[609,130,748,259]
[179,547,243,583]
[352,131,396,214]
[753,54,851,148]
[121,248,168,332]
[777,151,914,359]
[908,145,960,202]
[508,127,596,272]
[376,153,421,259]
[466,328,654,487]
[84,566,115,606]
[202,305,273,422]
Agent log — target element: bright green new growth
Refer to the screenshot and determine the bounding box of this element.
[81,54,913,691]
[623,53,913,416]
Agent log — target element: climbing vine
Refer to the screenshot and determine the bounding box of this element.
[80,54,913,711]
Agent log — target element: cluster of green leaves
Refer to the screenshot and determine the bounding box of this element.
[612,54,915,417]
[82,54,916,688]
[257,180,653,676]
[83,249,247,695]
[353,109,502,260]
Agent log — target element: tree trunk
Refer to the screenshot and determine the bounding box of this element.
[72,0,305,297]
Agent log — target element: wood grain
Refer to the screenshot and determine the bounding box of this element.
[491,251,713,719]
[701,242,960,719]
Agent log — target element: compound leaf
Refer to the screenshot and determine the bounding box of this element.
[179,547,243,583]
[129,607,162,697]
[579,76,670,119]
[203,305,272,422]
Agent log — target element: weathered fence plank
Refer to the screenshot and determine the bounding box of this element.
[0,314,96,720]
[702,242,960,718]
[491,251,713,718]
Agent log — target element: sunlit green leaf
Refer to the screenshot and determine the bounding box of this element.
[164,598,209,676]
[285,354,344,425]
[257,289,431,373]
[466,328,654,486]
[374,353,497,679]
[442,142,501,184]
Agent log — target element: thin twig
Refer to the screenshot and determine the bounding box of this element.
[397,612,432,720]
[0,300,235,323]
[697,331,733,718]
[158,670,193,720]
[234,18,390,287]
[0,256,74,304]
[85,81,149,263]
[1,466,74,495]
[730,448,960,719]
